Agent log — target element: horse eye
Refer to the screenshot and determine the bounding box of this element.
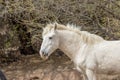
[49,37,52,39]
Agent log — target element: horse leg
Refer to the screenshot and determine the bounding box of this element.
[75,66,88,80]
[83,74,88,80]
[86,69,96,80]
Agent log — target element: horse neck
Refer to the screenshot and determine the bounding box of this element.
[58,30,85,60]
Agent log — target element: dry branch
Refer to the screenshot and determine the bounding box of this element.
[98,5,120,20]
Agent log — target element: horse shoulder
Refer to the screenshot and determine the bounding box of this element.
[85,51,97,70]
[74,45,96,70]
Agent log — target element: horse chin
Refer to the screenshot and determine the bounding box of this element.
[41,55,49,60]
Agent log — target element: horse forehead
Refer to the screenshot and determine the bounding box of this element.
[43,32,54,38]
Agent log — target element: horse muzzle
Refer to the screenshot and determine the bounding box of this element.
[39,50,49,60]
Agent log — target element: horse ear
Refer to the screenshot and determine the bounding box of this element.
[54,23,57,30]
[51,23,57,32]
[52,23,57,31]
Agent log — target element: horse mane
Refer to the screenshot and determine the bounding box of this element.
[43,23,104,44]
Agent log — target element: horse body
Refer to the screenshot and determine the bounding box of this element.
[74,39,120,80]
[93,41,120,74]
[40,23,120,80]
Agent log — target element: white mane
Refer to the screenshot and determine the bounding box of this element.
[43,23,104,44]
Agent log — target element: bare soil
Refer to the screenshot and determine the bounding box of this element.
[1,54,120,80]
[1,53,82,80]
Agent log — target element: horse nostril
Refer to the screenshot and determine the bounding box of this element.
[42,51,48,56]
[40,50,48,57]
[45,53,48,56]
[42,51,45,55]
[40,51,44,54]
[40,50,44,55]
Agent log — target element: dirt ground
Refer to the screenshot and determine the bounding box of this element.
[1,53,120,80]
[1,53,82,80]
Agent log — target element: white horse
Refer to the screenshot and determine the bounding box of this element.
[40,23,120,80]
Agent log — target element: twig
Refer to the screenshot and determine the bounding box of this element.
[111,0,120,8]
[98,5,120,20]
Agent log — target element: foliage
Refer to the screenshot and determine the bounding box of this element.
[0,0,120,56]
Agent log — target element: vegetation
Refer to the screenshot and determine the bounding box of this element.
[0,0,120,61]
